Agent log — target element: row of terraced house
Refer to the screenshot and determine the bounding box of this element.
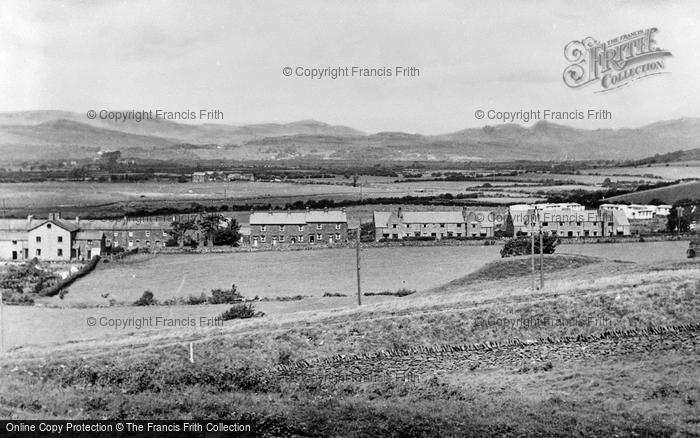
[0,202,674,260]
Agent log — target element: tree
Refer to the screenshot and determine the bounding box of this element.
[500,234,558,258]
[198,214,224,247]
[169,218,196,247]
[667,200,695,233]
[213,219,241,246]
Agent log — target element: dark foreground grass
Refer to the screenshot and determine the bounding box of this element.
[0,265,699,436]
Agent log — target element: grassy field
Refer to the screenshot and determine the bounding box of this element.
[57,245,505,306]
[0,254,698,436]
[585,162,700,180]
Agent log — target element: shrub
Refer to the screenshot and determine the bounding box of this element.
[134,290,156,306]
[364,288,416,297]
[1,289,35,306]
[500,234,558,258]
[219,303,264,320]
[208,284,244,304]
[323,292,348,297]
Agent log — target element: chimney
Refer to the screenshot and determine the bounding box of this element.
[286,208,291,215]
[324,207,328,213]
[462,206,467,220]
[306,207,310,213]
[250,208,254,216]
[75,216,80,222]
[27,214,33,223]
[341,207,346,213]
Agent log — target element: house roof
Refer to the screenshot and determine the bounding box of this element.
[401,211,464,224]
[77,220,171,230]
[28,219,80,232]
[539,210,601,223]
[305,210,347,223]
[250,210,347,225]
[75,231,105,240]
[373,211,392,228]
[250,212,307,225]
[0,231,27,241]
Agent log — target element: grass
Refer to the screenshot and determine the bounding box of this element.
[0,257,699,435]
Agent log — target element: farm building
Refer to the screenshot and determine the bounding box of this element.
[249,208,348,247]
[373,207,495,241]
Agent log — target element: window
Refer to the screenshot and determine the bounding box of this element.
[542,222,548,226]
[57,236,63,242]
[261,236,266,243]
[146,241,150,245]
[162,231,168,237]
[559,222,564,226]
[298,225,304,231]
[87,240,92,244]
[145,231,150,237]
[36,236,41,243]
[392,224,397,228]
[440,223,445,227]
[279,235,285,242]
[576,222,581,226]
[279,225,285,232]
[316,224,322,230]
[316,233,322,240]
[335,233,340,240]
[114,232,119,237]
[57,249,63,256]
[298,235,304,242]
[11,240,17,245]
[128,231,133,237]
[335,223,341,230]
[260,225,266,232]
[46,223,52,229]
[36,249,41,256]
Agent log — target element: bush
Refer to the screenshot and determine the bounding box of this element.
[134,290,156,306]
[323,292,348,297]
[364,288,416,297]
[500,234,558,258]
[208,285,244,304]
[219,303,264,320]
[1,289,35,306]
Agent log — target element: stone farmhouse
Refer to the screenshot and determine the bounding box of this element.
[0,213,174,261]
[249,208,348,247]
[0,213,105,261]
[373,207,495,241]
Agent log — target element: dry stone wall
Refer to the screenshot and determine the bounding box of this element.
[270,323,700,384]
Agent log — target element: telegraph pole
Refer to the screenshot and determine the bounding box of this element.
[0,286,4,354]
[531,211,536,290]
[356,226,362,306]
[538,210,544,290]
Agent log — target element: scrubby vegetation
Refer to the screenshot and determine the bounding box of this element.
[364,288,416,297]
[501,234,558,257]
[219,303,264,320]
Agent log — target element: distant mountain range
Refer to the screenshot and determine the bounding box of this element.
[0,110,699,164]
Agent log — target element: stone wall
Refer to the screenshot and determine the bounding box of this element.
[269,323,700,383]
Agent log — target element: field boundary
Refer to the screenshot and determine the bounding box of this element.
[271,322,700,375]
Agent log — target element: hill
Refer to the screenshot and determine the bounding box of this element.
[1,111,700,163]
[604,180,700,204]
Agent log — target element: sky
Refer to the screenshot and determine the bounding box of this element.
[1,0,699,134]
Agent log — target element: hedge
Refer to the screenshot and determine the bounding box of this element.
[38,256,101,297]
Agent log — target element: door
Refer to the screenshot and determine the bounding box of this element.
[12,251,17,260]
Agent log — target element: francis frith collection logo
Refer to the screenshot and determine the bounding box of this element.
[563,28,672,92]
